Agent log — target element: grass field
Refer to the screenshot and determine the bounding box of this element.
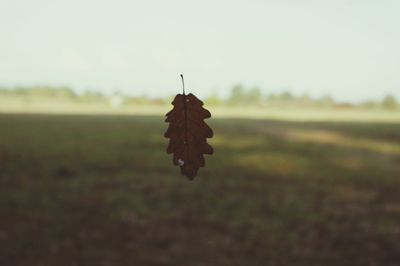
[1,114,400,266]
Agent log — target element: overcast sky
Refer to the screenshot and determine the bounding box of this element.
[0,0,399,102]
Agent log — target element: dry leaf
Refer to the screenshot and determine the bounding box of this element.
[164,88,213,179]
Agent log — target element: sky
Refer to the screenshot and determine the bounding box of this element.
[0,0,399,102]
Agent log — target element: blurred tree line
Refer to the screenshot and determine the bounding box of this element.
[205,84,399,110]
[0,86,107,103]
[0,85,398,110]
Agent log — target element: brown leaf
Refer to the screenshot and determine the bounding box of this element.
[164,93,214,179]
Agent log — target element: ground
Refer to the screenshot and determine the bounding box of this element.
[1,114,400,266]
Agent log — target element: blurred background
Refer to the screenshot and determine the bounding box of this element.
[1,0,400,265]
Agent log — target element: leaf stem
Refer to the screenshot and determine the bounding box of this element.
[180,74,185,95]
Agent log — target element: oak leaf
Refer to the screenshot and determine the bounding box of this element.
[164,91,213,179]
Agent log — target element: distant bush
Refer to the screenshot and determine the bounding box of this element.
[382,94,398,110]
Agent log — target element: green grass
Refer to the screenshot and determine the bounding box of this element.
[1,114,400,266]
